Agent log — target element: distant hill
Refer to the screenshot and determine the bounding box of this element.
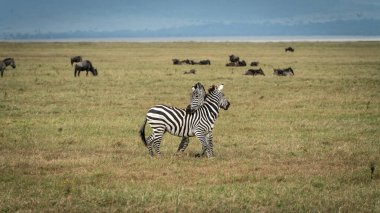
[2,19,380,40]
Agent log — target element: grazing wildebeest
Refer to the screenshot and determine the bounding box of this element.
[173,59,192,65]
[238,60,246,66]
[226,55,246,67]
[181,59,192,65]
[71,56,82,66]
[74,60,98,77]
[199,59,211,65]
[1,58,16,77]
[273,67,294,76]
[250,61,259,66]
[189,60,199,65]
[285,47,295,52]
[226,60,246,67]
[172,59,181,65]
[3,58,16,68]
[0,62,6,77]
[229,54,240,63]
[174,59,210,65]
[226,62,238,67]
[184,69,196,74]
[244,68,265,76]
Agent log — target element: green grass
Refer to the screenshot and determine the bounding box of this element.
[0,41,379,212]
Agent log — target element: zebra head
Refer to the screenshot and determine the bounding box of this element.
[208,84,230,110]
[187,82,206,113]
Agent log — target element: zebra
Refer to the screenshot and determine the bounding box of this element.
[185,82,206,114]
[179,82,207,154]
[139,84,230,158]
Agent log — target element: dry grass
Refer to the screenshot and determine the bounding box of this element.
[0,41,379,212]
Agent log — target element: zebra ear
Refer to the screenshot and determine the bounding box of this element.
[217,84,224,91]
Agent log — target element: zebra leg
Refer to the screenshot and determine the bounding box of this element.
[177,137,190,153]
[206,132,214,157]
[195,133,212,158]
[151,127,165,156]
[196,145,207,157]
[197,142,209,158]
[153,141,162,156]
[145,134,155,156]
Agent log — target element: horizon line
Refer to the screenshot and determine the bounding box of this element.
[1,35,380,43]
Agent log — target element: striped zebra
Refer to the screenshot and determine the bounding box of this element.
[185,82,206,114]
[141,82,206,156]
[139,84,230,157]
[179,82,207,153]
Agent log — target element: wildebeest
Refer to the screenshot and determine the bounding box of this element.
[199,59,211,65]
[189,60,199,65]
[172,59,181,65]
[0,58,16,77]
[172,59,192,65]
[250,61,259,66]
[244,68,265,76]
[184,69,196,74]
[71,56,82,66]
[273,67,294,76]
[238,60,246,66]
[0,62,6,77]
[173,58,211,65]
[74,60,98,77]
[226,60,247,67]
[226,55,246,67]
[3,58,16,68]
[226,62,237,67]
[229,54,240,63]
[285,47,295,52]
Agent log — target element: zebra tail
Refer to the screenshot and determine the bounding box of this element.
[139,118,148,147]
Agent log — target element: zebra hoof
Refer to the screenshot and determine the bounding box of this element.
[195,153,201,158]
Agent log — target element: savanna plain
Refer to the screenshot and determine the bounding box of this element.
[0,41,379,212]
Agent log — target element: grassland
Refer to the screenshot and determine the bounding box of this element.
[0,41,379,212]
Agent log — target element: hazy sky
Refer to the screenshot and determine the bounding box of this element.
[1,0,379,34]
